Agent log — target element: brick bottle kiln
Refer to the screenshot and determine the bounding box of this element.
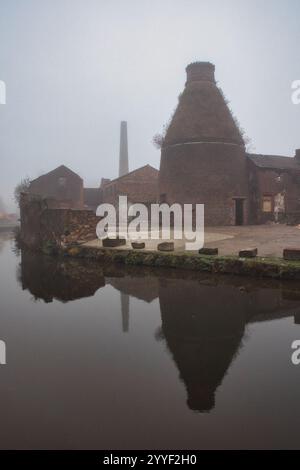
[159,62,249,226]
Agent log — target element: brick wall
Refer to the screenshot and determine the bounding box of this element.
[159,143,249,226]
[248,160,300,224]
[102,165,158,206]
[20,193,100,251]
[158,62,249,227]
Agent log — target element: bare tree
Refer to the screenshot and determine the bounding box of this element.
[152,106,177,150]
[152,133,165,149]
[14,177,31,207]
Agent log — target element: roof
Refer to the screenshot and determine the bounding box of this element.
[247,154,300,171]
[30,165,83,184]
[104,165,159,186]
[164,71,244,146]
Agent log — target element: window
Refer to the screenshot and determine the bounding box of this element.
[58,177,67,187]
[262,195,273,213]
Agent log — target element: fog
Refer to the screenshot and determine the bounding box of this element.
[0,0,299,211]
[0,196,5,213]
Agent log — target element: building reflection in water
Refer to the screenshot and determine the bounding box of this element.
[18,249,300,413]
[120,293,130,333]
[159,279,245,412]
[18,251,105,303]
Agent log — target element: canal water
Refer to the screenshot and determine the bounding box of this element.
[1,232,300,449]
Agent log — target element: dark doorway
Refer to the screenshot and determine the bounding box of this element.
[234,199,244,226]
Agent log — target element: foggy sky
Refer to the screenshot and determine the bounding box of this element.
[0,0,299,211]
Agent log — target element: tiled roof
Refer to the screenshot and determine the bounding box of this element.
[104,165,158,186]
[30,165,82,184]
[247,154,300,170]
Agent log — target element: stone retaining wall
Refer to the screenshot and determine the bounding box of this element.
[20,193,100,252]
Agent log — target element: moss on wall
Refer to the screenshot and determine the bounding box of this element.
[60,245,300,281]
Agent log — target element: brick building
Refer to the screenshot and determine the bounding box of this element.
[83,179,113,211]
[27,163,158,214]
[28,165,84,209]
[159,61,300,226]
[248,151,300,224]
[26,64,300,227]
[159,62,249,226]
[100,164,159,206]
[83,188,101,212]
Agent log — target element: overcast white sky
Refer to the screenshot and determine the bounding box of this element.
[0,0,299,211]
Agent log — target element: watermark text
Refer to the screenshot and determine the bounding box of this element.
[96,196,204,251]
[0,80,6,105]
[291,340,300,365]
[0,340,6,365]
[291,80,300,105]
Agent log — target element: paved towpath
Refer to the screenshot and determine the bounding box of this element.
[86,224,300,258]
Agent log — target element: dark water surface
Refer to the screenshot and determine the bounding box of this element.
[1,233,300,449]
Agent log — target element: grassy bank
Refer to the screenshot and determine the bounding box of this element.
[60,244,300,281]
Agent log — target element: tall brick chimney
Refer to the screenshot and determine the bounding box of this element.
[295,149,300,164]
[119,121,129,177]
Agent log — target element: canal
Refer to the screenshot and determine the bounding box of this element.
[0,232,300,449]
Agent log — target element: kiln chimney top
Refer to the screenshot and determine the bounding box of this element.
[186,62,215,84]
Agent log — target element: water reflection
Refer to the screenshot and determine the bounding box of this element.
[120,293,130,333]
[18,249,300,413]
[159,280,245,412]
[0,231,13,253]
[19,251,105,302]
